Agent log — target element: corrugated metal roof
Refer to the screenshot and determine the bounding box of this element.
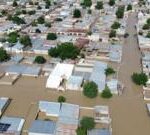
[29,120,56,134]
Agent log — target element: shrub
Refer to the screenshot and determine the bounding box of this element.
[101,86,113,98]
[83,81,98,98]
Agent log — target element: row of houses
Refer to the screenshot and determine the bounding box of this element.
[46,61,122,95]
[0,96,112,135]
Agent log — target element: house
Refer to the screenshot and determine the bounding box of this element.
[89,61,107,92]
[46,63,74,90]
[88,129,112,135]
[28,120,56,135]
[0,97,10,116]
[0,116,25,135]
[66,75,83,91]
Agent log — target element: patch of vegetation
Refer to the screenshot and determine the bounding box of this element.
[111,21,121,29]
[116,6,125,19]
[101,86,113,98]
[0,48,10,62]
[48,42,80,60]
[47,33,57,40]
[57,96,66,103]
[105,67,115,76]
[73,9,81,18]
[109,30,116,38]
[19,35,32,47]
[80,117,95,130]
[34,56,46,64]
[83,81,98,98]
[95,1,103,10]
[131,72,148,86]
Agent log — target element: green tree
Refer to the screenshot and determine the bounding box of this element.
[12,0,18,7]
[87,9,92,14]
[105,67,115,76]
[131,72,148,86]
[116,6,125,19]
[57,96,66,103]
[11,16,26,25]
[111,21,121,29]
[7,32,19,43]
[73,9,81,18]
[47,33,57,40]
[48,42,80,60]
[37,16,45,24]
[82,0,92,7]
[76,127,87,135]
[109,0,115,6]
[142,24,149,30]
[127,4,132,11]
[45,22,51,27]
[109,30,116,38]
[45,0,51,9]
[28,10,36,15]
[80,117,95,130]
[19,35,32,47]
[95,1,103,10]
[0,48,10,62]
[101,86,113,98]
[34,56,46,64]
[83,81,98,98]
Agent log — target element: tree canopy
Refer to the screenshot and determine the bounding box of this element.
[105,67,115,76]
[83,81,98,98]
[73,9,81,18]
[47,33,57,40]
[80,117,95,130]
[109,0,115,6]
[48,42,80,60]
[81,0,92,7]
[127,4,132,11]
[116,6,125,19]
[109,30,116,38]
[19,35,32,47]
[111,21,121,29]
[101,86,113,98]
[131,72,148,86]
[0,48,10,62]
[7,32,19,43]
[34,56,46,64]
[37,16,45,24]
[95,1,103,10]
[57,96,66,103]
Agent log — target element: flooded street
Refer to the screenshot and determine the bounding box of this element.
[0,12,150,135]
